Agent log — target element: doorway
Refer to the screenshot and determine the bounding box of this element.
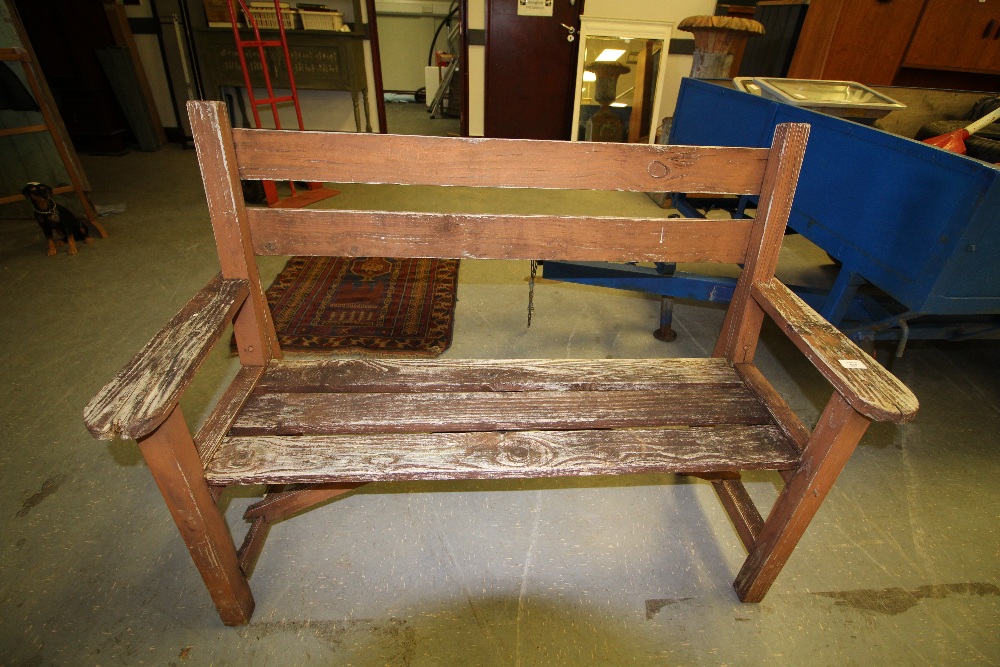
[371,0,465,137]
[484,0,583,139]
[12,0,136,154]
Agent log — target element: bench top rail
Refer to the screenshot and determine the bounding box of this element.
[231,128,771,195]
[189,98,786,279]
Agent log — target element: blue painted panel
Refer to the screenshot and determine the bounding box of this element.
[542,261,876,323]
[669,78,1000,316]
[544,262,737,302]
[927,172,1000,305]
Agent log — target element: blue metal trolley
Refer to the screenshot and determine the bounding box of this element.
[544,78,1000,348]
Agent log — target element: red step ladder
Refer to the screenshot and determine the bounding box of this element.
[226,0,338,208]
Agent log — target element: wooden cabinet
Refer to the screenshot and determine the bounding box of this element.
[904,0,1000,74]
[194,29,371,132]
[787,0,927,85]
[985,26,1000,74]
[789,0,1000,88]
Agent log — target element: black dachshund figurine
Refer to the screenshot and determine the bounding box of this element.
[22,182,95,256]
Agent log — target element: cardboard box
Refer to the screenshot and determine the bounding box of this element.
[203,0,231,24]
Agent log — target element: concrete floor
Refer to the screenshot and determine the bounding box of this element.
[2,116,999,665]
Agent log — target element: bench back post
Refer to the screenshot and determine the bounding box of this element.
[189,101,280,366]
[714,122,810,364]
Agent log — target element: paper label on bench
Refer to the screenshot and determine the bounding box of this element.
[839,359,867,369]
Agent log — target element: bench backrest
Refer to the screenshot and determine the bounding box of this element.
[188,101,808,367]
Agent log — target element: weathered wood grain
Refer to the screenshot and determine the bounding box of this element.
[209,484,227,504]
[231,128,770,194]
[736,393,870,602]
[257,357,745,394]
[734,362,810,452]
[751,278,919,423]
[715,123,810,363]
[205,426,801,484]
[83,275,249,441]
[242,482,365,522]
[237,516,269,578]
[246,209,754,264]
[230,388,773,436]
[189,101,280,366]
[712,478,765,551]
[195,365,266,465]
[138,406,254,624]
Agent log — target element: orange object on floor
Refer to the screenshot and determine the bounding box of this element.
[226,0,338,208]
[922,105,1000,155]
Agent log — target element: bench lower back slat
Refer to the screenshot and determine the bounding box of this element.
[246,209,754,263]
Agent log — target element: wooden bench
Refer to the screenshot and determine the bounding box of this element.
[83,100,918,626]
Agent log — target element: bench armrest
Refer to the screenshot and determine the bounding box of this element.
[751,278,918,423]
[83,275,250,441]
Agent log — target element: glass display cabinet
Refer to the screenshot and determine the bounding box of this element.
[570,18,673,144]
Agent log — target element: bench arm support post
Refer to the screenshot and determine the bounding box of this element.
[138,405,254,625]
[729,279,917,600]
[735,391,870,601]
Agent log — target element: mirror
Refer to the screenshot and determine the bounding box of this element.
[571,19,672,144]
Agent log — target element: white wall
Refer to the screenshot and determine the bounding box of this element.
[584,0,714,24]
[467,0,485,136]
[376,0,456,92]
[124,0,179,128]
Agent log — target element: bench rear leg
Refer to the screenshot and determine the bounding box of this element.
[137,406,255,625]
[735,393,870,602]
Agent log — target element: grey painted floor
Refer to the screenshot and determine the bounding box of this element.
[1,133,999,665]
[382,100,460,137]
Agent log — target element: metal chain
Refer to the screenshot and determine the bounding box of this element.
[527,259,537,328]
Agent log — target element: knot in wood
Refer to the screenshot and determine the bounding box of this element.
[647,161,669,179]
[264,242,277,252]
[496,440,550,468]
[370,454,396,467]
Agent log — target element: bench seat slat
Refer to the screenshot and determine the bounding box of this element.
[257,358,745,393]
[230,388,773,436]
[205,426,800,484]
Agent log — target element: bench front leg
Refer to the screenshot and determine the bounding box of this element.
[735,392,870,602]
[137,405,254,625]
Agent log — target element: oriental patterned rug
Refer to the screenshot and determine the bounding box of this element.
[238,256,459,357]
